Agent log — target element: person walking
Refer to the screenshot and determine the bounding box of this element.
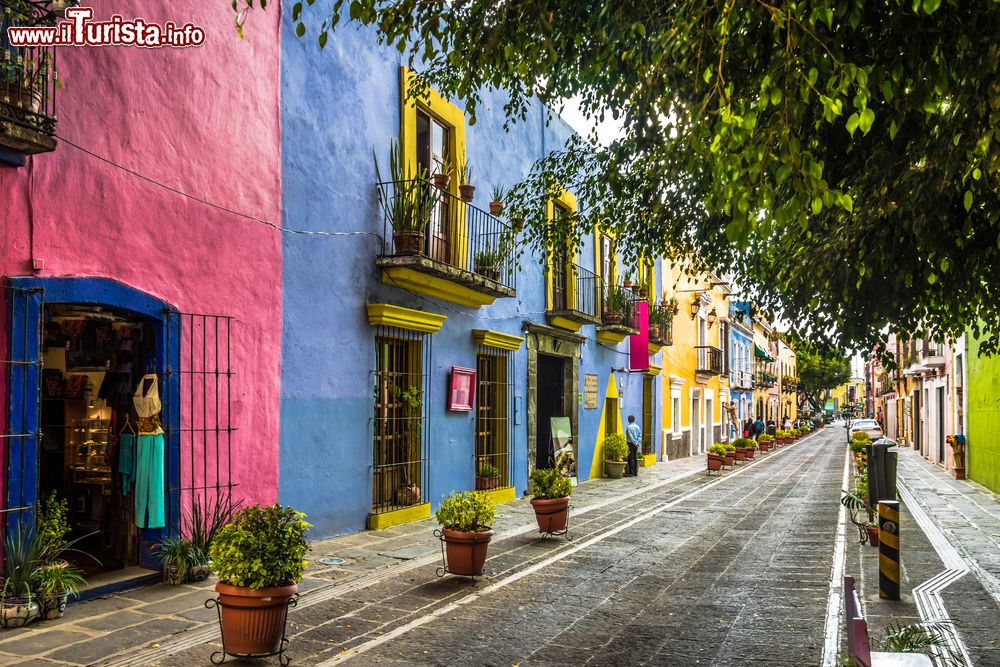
[743,417,753,439]
[753,416,765,441]
[625,415,641,477]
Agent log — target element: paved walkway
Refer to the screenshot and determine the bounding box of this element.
[0,452,710,666]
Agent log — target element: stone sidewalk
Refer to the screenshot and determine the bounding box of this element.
[0,453,710,666]
[847,444,1000,665]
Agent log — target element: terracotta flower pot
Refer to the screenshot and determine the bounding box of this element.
[602,312,623,326]
[475,476,501,491]
[489,201,503,216]
[707,454,724,471]
[743,447,756,459]
[866,526,880,547]
[459,184,476,202]
[723,454,736,467]
[441,528,494,576]
[392,230,425,256]
[734,450,746,462]
[215,582,298,657]
[530,496,570,533]
[604,460,626,479]
[432,173,451,190]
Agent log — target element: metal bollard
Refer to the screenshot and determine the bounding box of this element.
[878,500,900,600]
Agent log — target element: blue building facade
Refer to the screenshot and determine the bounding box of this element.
[728,302,755,438]
[278,20,669,537]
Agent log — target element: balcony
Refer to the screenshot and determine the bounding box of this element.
[546,262,600,331]
[647,304,674,354]
[695,345,724,379]
[730,370,753,389]
[756,372,777,388]
[0,1,58,161]
[595,282,640,345]
[376,180,516,308]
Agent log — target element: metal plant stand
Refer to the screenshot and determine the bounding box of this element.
[537,503,573,541]
[206,594,299,666]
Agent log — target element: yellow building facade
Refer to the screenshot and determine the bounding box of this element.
[776,338,798,422]
[658,266,731,459]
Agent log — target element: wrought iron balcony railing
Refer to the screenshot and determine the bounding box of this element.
[376,179,516,293]
[648,304,674,346]
[0,1,58,154]
[550,262,600,322]
[598,282,641,330]
[696,345,724,375]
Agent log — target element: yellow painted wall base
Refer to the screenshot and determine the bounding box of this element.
[641,454,657,467]
[482,486,516,505]
[368,503,430,530]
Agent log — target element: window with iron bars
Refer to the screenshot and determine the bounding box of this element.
[371,328,431,514]
[475,347,514,490]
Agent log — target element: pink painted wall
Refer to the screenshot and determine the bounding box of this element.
[0,2,282,506]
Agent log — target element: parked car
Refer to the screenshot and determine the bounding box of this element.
[847,419,883,443]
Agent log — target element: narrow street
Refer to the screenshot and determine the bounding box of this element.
[161,429,844,667]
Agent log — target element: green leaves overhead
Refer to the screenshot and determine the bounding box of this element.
[273,0,1000,355]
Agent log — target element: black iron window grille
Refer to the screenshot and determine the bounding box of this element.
[475,347,514,491]
[164,312,237,538]
[376,179,517,291]
[696,345,724,375]
[371,327,431,514]
[0,1,58,153]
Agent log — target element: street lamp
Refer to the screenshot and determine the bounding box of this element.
[689,298,701,320]
[707,308,718,327]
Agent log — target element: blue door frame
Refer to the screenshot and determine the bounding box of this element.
[6,277,180,569]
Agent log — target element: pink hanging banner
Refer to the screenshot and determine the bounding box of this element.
[629,301,649,371]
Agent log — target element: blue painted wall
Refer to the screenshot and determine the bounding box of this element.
[728,302,754,434]
[279,19,661,537]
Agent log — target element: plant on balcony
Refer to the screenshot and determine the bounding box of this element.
[529,468,572,534]
[374,141,437,255]
[457,159,476,202]
[0,47,49,115]
[602,285,631,326]
[435,491,496,576]
[432,158,452,190]
[489,184,505,216]
[602,433,629,478]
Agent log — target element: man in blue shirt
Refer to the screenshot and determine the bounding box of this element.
[625,415,641,477]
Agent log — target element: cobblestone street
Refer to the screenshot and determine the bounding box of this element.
[3,427,1000,666]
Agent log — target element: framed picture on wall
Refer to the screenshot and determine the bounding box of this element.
[448,366,476,411]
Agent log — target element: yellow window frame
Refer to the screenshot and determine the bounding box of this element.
[399,67,468,266]
[545,188,578,311]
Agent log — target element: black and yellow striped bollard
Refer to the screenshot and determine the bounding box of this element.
[878,500,900,600]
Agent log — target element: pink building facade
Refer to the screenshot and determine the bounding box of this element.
[1,2,281,578]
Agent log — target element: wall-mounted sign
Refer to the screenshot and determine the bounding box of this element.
[584,373,599,409]
[448,366,476,411]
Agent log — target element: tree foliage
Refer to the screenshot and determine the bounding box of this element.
[795,341,852,412]
[262,0,1000,355]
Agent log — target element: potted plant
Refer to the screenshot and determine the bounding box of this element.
[186,493,242,583]
[841,489,879,547]
[432,158,452,190]
[476,460,502,491]
[743,439,758,459]
[529,468,572,534]
[489,184,504,216]
[707,444,727,473]
[722,443,737,467]
[474,249,502,282]
[374,141,436,255]
[602,285,629,326]
[457,159,476,202]
[2,523,43,627]
[155,537,197,586]
[209,504,310,659]
[622,275,634,290]
[35,562,86,620]
[435,491,496,576]
[603,433,629,478]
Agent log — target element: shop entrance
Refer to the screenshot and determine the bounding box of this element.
[535,354,566,469]
[38,304,160,576]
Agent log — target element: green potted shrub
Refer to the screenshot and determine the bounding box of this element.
[435,491,496,576]
[35,562,86,620]
[489,184,504,216]
[475,460,502,491]
[722,443,737,467]
[602,433,629,478]
[602,285,630,326]
[1,523,43,627]
[707,443,727,472]
[209,504,311,659]
[529,469,573,534]
[473,248,502,282]
[154,537,197,586]
[457,159,476,201]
